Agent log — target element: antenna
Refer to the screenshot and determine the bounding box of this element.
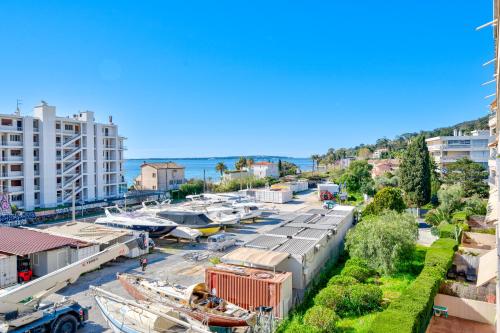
[15,99,22,115]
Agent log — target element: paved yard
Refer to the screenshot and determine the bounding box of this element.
[426,316,495,333]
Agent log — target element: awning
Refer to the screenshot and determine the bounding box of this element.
[476,249,498,287]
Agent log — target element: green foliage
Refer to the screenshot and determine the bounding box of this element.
[213,177,267,192]
[303,306,339,333]
[424,208,451,226]
[374,172,399,190]
[443,157,488,198]
[363,187,406,216]
[435,222,468,241]
[179,180,204,197]
[235,156,248,170]
[314,285,347,310]
[345,284,383,316]
[399,135,431,207]
[341,265,373,283]
[369,239,457,333]
[327,275,358,287]
[215,162,227,176]
[464,195,487,215]
[451,211,469,224]
[437,184,464,215]
[345,212,418,274]
[280,160,299,177]
[339,160,374,194]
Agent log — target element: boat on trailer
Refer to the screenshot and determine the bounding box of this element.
[92,286,210,333]
[118,273,256,327]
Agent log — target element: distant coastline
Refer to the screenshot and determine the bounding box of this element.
[124,156,313,185]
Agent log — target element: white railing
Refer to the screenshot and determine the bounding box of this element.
[9,171,23,177]
[0,156,23,162]
[0,126,22,132]
[8,186,23,192]
[1,141,23,147]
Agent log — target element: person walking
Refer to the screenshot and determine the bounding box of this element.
[140,256,148,272]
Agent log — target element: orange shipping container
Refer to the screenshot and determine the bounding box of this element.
[205,264,293,318]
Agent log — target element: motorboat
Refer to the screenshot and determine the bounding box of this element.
[137,200,172,214]
[95,206,177,237]
[118,274,256,328]
[92,286,210,333]
[157,209,223,236]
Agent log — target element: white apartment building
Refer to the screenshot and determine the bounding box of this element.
[250,162,280,179]
[0,101,126,211]
[426,129,491,173]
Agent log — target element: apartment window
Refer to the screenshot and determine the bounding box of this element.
[11,180,21,187]
[64,124,73,131]
[1,119,12,126]
[32,253,39,266]
[152,185,156,190]
[152,172,156,178]
[11,194,23,201]
[56,123,61,130]
[10,150,21,156]
[10,135,21,142]
[17,121,22,129]
[10,165,21,172]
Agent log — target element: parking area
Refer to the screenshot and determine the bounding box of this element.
[46,191,324,332]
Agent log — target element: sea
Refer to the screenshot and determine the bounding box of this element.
[124,156,312,185]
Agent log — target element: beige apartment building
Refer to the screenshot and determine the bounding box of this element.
[135,162,185,191]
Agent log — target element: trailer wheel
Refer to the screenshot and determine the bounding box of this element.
[53,314,78,333]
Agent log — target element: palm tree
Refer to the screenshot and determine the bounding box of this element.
[215,162,227,176]
[246,157,255,167]
[311,154,320,172]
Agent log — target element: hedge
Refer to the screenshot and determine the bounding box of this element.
[369,238,457,333]
[436,222,469,240]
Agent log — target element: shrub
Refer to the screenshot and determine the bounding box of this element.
[363,187,406,216]
[464,195,487,216]
[437,184,464,214]
[424,208,451,226]
[451,211,469,224]
[435,222,468,240]
[314,286,347,310]
[341,265,373,283]
[327,275,358,287]
[345,284,383,316]
[345,211,418,274]
[285,320,321,333]
[369,238,457,333]
[303,306,339,333]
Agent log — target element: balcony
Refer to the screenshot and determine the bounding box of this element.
[489,111,497,128]
[1,141,23,147]
[0,156,23,162]
[0,125,22,132]
[9,171,23,177]
[34,185,40,191]
[33,141,39,147]
[8,186,23,193]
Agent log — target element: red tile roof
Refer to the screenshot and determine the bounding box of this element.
[0,227,84,256]
[253,162,275,166]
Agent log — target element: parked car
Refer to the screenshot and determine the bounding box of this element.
[207,233,238,251]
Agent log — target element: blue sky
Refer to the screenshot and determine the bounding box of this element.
[0,1,494,158]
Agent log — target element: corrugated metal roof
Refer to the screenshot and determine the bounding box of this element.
[244,235,286,250]
[290,214,319,224]
[316,215,344,226]
[306,209,331,215]
[275,238,316,256]
[266,226,301,237]
[221,247,289,268]
[285,222,333,230]
[296,228,328,239]
[42,222,131,244]
[0,227,82,256]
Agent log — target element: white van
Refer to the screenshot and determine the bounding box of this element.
[207,233,238,251]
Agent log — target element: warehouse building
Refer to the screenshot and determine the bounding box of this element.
[0,226,99,278]
[241,205,354,295]
[37,221,149,258]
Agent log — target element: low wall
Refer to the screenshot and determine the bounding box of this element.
[434,293,496,324]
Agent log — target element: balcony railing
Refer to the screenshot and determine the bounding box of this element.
[0,156,23,162]
[8,186,23,193]
[1,141,23,147]
[0,126,23,132]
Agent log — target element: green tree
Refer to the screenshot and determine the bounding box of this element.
[443,157,488,197]
[399,135,431,207]
[246,157,254,167]
[339,160,373,194]
[235,157,247,170]
[311,154,321,172]
[437,184,464,215]
[215,162,227,176]
[357,147,372,160]
[280,161,298,176]
[345,211,418,274]
[363,187,406,216]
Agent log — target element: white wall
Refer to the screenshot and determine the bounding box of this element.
[23,116,35,210]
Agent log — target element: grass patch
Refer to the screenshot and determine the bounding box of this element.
[337,313,379,333]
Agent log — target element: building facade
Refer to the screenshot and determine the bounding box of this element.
[426,130,491,173]
[251,162,280,179]
[0,101,126,211]
[135,162,185,191]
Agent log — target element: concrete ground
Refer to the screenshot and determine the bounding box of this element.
[426,315,495,333]
[46,191,323,332]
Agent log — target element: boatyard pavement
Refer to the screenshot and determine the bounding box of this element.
[45,191,325,332]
